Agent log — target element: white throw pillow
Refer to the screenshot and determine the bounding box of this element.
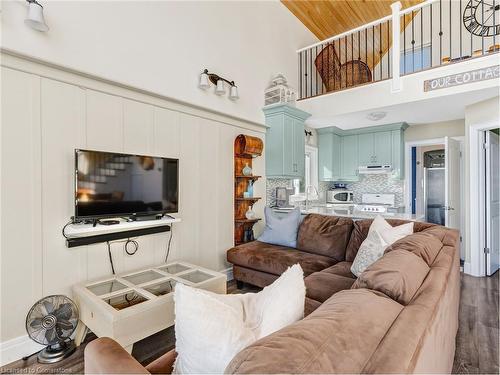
[379,222,414,244]
[173,264,306,374]
[351,216,414,277]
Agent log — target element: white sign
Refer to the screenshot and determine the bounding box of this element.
[424,65,500,92]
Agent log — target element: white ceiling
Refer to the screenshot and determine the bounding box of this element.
[305,87,499,129]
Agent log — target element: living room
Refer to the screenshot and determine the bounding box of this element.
[1,0,499,374]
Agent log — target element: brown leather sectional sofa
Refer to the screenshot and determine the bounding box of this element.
[85,214,460,374]
[226,214,460,373]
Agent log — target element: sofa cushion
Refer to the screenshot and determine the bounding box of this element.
[352,249,430,305]
[361,244,459,374]
[227,241,336,277]
[419,225,460,248]
[296,214,353,261]
[232,265,278,288]
[384,232,445,266]
[345,219,434,261]
[305,272,355,303]
[225,289,404,374]
[305,297,321,317]
[321,261,355,279]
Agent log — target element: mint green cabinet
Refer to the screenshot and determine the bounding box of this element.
[391,129,405,179]
[357,131,392,166]
[318,132,341,180]
[374,131,392,165]
[341,135,359,181]
[358,133,374,166]
[263,104,311,179]
[317,123,408,181]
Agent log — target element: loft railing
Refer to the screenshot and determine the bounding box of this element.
[297,0,499,100]
[297,15,393,99]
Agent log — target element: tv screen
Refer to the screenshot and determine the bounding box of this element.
[75,149,178,219]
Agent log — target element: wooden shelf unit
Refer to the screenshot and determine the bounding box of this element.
[235,175,262,180]
[234,134,263,246]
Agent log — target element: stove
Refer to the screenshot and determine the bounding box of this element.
[355,193,395,213]
[356,204,388,213]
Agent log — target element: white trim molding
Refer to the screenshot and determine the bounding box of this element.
[468,121,499,277]
[0,335,44,367]
[463,262,472,275]
[404,137,446,215]
[222,267,234,282]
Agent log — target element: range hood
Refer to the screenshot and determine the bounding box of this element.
[358,165,392,174]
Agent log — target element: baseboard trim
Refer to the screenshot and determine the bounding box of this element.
[0,334,44,366]
[463,262,472,275]
[222,267,234,282]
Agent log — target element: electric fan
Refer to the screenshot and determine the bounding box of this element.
[25,295,79,363]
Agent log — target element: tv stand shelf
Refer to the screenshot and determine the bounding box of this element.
[65,217,181,248]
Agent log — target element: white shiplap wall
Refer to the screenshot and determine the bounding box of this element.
[0,54,266,360]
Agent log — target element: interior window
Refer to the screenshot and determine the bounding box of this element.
[400,44,431,74]
[292,147,318,195]
[305,152,311,188]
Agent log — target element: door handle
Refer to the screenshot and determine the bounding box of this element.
[441,206,455,211]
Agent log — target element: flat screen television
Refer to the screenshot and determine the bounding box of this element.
[75,149,179,220]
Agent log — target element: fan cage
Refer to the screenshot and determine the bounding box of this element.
[25,294,79,346]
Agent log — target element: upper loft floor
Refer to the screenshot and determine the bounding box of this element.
[294,0,499,126]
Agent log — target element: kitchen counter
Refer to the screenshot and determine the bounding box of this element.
[274,205,425,222]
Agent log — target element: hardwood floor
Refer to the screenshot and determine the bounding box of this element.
[2,275,498,374]
[452,272,499,374]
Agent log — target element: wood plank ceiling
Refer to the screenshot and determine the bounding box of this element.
[282,0,422,70]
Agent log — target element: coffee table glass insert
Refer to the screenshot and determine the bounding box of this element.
[104,291,148,310]
[144,279,181,296]
[178,270,214,283]
[158,263,191,274]
[123,270,164,285]
[87,280,128,296]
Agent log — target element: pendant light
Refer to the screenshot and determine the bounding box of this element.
[25,0,49,32]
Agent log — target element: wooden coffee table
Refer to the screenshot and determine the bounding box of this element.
[72,262,226,352]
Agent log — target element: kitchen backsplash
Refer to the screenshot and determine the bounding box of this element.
[266,178,293,206]
[268,175,404,208]
[319,174,405,207]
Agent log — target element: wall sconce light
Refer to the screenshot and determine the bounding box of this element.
[25,0,49,32]
[199,69,239,100]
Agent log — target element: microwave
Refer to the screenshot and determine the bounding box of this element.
[326,189,354,204]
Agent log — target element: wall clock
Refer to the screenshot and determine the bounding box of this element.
[463,0,500,36]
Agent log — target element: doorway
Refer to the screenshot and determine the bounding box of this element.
[411,144,445,224]
[485,129,499,276]
[406,137,463,258]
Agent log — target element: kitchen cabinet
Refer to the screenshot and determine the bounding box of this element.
[317,123,408,181]
[341,135,359,181]
[318,132,341,180]
[358,133,374,166]
[263,104,311,179]
[358,131,392,166]
[391,129,405,179]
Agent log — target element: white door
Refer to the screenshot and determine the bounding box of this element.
[486,131,500,276]
[444,137,461,229]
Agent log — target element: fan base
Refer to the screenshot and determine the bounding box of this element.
[38,341,76,364]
